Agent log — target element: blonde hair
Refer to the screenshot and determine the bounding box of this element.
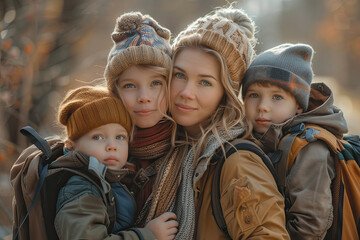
[169,37,251,160]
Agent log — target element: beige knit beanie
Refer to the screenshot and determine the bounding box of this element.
[58,86,132,140]
[105,12,172,95]
[172,6,257,93]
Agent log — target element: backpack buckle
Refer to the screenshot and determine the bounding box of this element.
[302,127,320,143]
[289,123,306,134]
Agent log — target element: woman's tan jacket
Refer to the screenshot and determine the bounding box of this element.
[194,141,290,239]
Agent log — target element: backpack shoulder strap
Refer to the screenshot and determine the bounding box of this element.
[14,126,53,240]
[277,124,340,189]
[20,126,52,159]
[211,139,278,239]
[273,123,307,190]
[303,124,341,153]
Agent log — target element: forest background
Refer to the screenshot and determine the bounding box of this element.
[0,0,359,237]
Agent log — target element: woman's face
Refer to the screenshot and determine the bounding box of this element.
[170,48,224,136]
[116,65,167,128]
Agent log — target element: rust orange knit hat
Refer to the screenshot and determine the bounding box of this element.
[58,86,132,140]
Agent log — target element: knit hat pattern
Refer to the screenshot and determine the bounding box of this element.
[105,12,172,94]
[242,43,314,110]
[58,86,132,140]
[172,7,257,92]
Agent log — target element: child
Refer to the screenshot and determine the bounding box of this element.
[242,43,348,239]
[55,86,178,239]
[103,11,178,225]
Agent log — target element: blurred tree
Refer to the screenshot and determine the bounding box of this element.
[0,0,108,232]
[315,0,360,91]
[1,0,107,149]
[275,0,360,94]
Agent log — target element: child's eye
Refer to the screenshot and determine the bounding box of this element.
[200,80,211,86]
[273,95,283,100]
[123,83,135,89]
[116,135,127,141]
[151,80,163,87]
[92,135,103,140]
[248,93,259,98]
[174,72,185,79]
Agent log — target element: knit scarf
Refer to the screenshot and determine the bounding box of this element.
[129,120,173,222]
[170,127,244,240]
[145,145,185,222]
[130,120,173,161]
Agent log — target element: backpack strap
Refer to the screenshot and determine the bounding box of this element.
[303,124,341,153]
[14,126,53,240]
[274,123,306,191]
[20,126,52,159]
[211,139,278,239]
[279,124,340,172]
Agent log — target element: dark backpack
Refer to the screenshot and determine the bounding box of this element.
[210,139,281,239]
[10,126,116,240]
[272,123,360,240]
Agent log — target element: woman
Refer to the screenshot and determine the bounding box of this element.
[148,5,290,240]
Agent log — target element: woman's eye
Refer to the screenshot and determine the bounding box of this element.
[273,95,283,100]
[174,72,185,79]
[151,80,163,87]
[200,80,211,86]
[116,135,126,141]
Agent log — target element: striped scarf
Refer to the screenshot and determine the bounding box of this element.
[154,127,245,239]
[129,120,173,224]
[130,120,173,160]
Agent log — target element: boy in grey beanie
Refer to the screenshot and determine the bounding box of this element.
[242,43,348,239]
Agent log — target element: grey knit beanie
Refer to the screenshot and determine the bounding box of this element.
[242,43,314,111]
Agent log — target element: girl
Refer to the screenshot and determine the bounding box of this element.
[104,11,179,226]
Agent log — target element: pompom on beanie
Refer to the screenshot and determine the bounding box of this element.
[105,12,172,95]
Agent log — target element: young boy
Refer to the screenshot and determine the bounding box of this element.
[242,43,348,239]
[55,86,178,240]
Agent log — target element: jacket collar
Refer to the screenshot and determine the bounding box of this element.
[193,126,245,184]
[51,150,134,183]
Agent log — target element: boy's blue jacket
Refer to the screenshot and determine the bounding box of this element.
[256,82,348,240]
